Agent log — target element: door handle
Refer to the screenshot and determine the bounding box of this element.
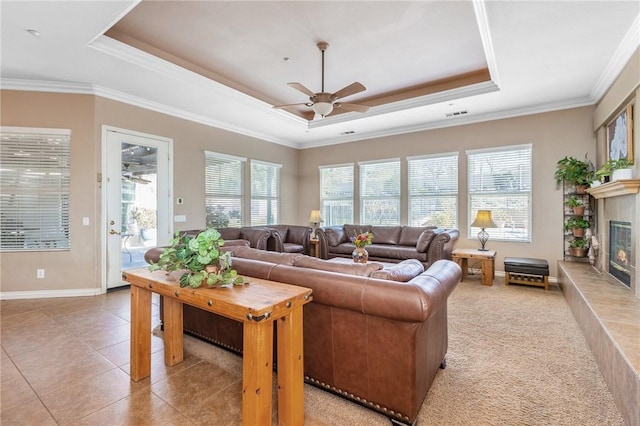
[109,229,121,235]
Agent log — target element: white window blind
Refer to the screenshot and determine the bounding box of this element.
[408,153,458,228]
[1,128,71,251]
[320,164,354,226]
[204,151,245,228]
[467,144,532,242]
[360,159,400,225]
[250,160,281,226]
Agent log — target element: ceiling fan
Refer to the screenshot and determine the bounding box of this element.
[273,41,370,118]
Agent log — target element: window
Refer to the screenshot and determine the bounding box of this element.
[360,159,400,225]
[250,160,281,226]
[204,151,245,228]
[1,128,71,251]
[320,164,354,226]
[467,144,532,242]
[408,153,458,228]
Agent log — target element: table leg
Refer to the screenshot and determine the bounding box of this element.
[453,257,468,280]
[242,320,274,426]
[276,307,305,426]
[162,297,184,366]
[481,258,494,286]
[130,285,152,381]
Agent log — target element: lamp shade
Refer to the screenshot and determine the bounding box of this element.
[312,102,333,117]
[308,210,322,223]
[471,210,497,228]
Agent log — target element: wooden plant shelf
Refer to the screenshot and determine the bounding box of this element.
[586,179,640,199]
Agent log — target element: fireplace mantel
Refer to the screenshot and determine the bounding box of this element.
[586,179,640,199]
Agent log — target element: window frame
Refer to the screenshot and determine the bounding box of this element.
[250,159,281,226]
[0,127,71,252]
[407,152,459,228]
[319,163,354,226]
[359,158,401,226]
[204,151,246,228]
[466,144,533,243]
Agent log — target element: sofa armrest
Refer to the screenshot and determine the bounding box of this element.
[237,228,271,250]
[425,229,459,268]
[314,227,335,259]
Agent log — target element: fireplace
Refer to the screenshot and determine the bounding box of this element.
[609,221,631,287]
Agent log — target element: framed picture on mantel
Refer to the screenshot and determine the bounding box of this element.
[607,103,634,162]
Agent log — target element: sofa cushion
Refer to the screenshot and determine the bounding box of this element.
[370,259,425,282]
[343,224,371,241]
[294,256,383,277]
[371,226,401,245]
[399,226,435,246]
[283,242,304,253]
[232,246,303,265]
[416,230,437,252]
[325,228,347,247]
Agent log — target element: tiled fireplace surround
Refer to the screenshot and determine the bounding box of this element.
[558,192,639,426]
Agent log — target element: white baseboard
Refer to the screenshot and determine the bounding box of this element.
[0,288,104,300]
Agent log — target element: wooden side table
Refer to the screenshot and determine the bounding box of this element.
[123,268,313,426]
[452,248,496,286]
[310,238,320,258]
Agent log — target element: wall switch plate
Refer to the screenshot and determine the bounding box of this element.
[37,269,45,279]
[174,215,186,223]
[82,217,90,226]
[176,198,184,205]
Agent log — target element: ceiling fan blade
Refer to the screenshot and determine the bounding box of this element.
[334,102,370,113]
[273,103,309,110]
[287,82,316,97]
[332,82,366,100]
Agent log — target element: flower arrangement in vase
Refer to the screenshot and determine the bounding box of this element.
[351,231,373,263]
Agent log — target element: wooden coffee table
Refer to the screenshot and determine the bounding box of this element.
[123,268,313,426]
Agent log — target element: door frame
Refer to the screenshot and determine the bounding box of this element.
[101,125,173,293]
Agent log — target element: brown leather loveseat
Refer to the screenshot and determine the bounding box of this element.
[147,246,461,425]
[316,224,459,268]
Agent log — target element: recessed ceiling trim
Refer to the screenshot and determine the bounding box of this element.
[299,96,595,149]
[473,0,501,88]
[307,80,499,129]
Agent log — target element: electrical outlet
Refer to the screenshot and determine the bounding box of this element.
[37,269,45,279]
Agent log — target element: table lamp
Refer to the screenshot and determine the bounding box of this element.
[470,210,497,251]
[309,210,323,239]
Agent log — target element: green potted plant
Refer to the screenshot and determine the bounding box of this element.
[554,156,593,193]
[149,227,243,288]
[595,158,634,183]
[564,217,590,237]
[564,196,585,215]
[568,238,588,257]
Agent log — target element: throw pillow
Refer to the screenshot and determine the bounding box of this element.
[325,228,346,246]
[416,230,436,252]
[370,259,425,282]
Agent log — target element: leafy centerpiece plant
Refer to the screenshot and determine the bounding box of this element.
[554,156,594,192]
[149,227,243,288]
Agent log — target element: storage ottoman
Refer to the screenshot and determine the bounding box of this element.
[504,257,550,290]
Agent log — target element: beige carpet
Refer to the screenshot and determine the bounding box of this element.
[178,276,625,425]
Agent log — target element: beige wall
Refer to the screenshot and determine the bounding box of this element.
[0,91,299,295]
[0,89,611,294]
[592,47,640,296]
[298,106,598,276]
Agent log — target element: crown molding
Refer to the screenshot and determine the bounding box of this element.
[590,14,640,101]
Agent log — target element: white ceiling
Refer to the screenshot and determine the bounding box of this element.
[2,1,639,149]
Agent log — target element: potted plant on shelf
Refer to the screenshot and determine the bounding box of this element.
[554,156,594,194]
[564,217,590,237]
[148,227,243,288]
[595,158,634,183]
[568,238,588,257]
[564,196,585,216]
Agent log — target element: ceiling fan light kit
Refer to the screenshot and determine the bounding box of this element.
[274,41,369,119]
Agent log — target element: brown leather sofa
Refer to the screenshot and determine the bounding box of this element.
[316,224,459,268]
[263,224,312,254]
[147,246,461,425]
[180,227,271,250]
